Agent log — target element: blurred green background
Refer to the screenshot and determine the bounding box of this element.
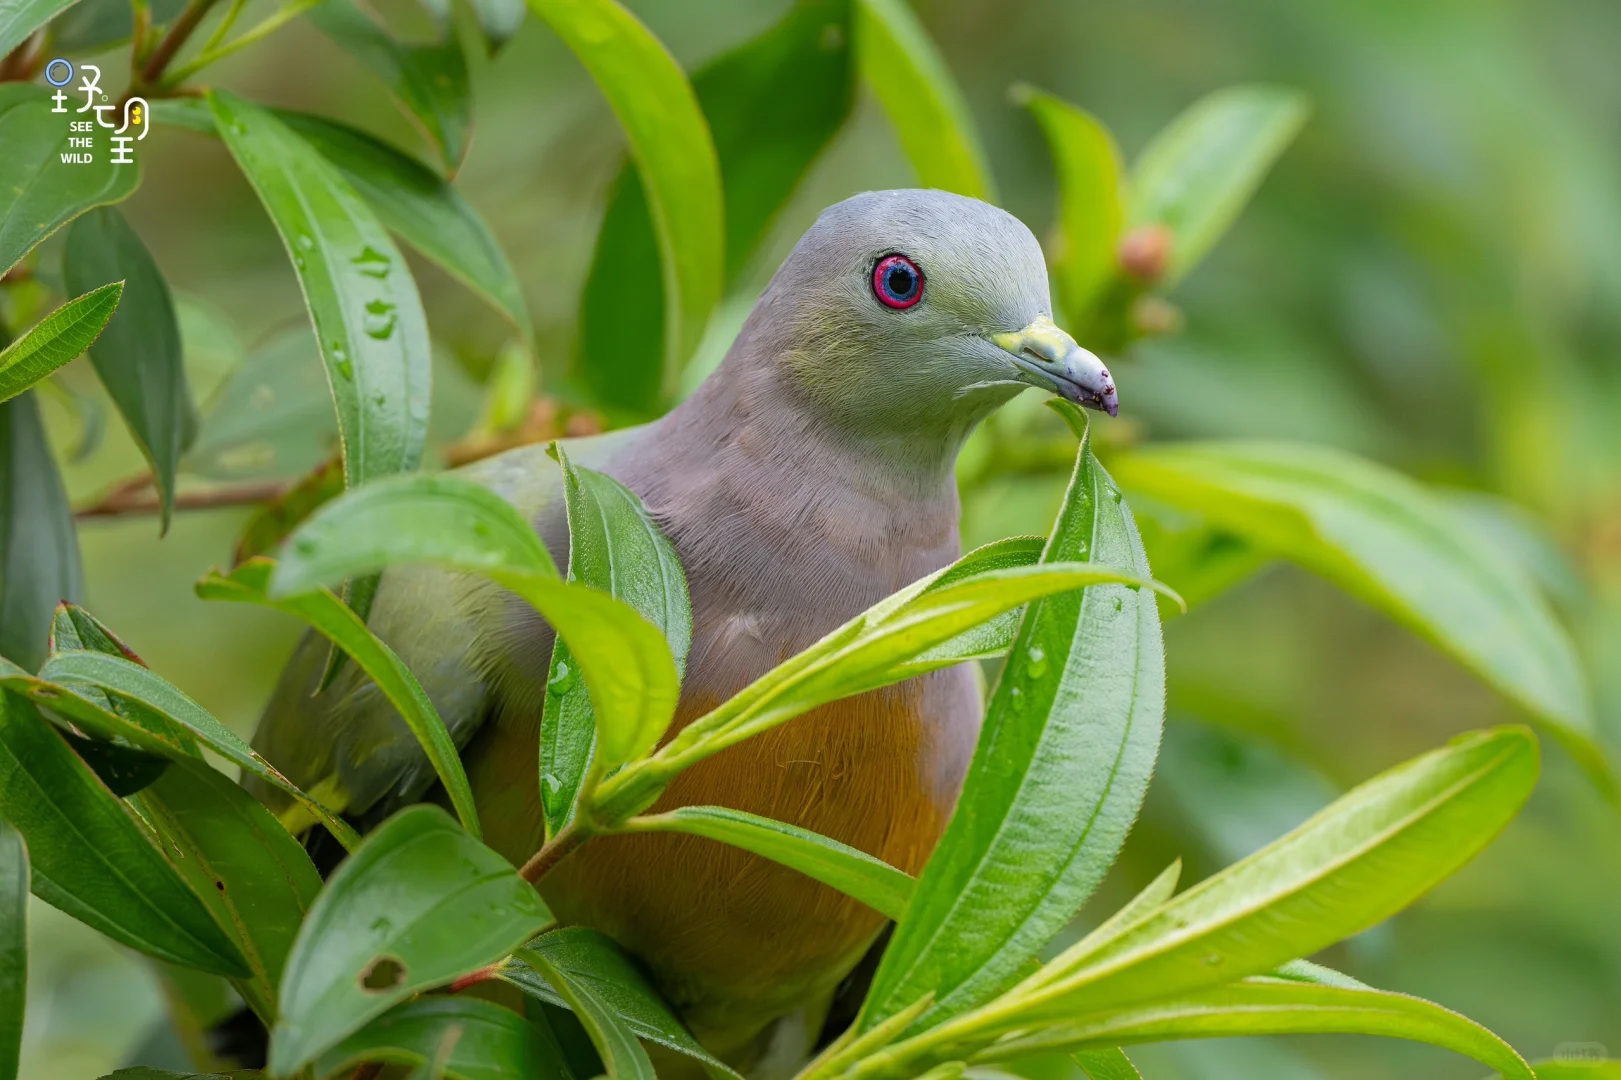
[17,0,1621,1076]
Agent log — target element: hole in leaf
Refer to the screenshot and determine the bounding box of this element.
[359,955,407,992]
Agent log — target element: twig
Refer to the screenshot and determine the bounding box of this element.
[76,475,291,519]
[134,0,222,88]
[518,822,589,884]
[160,0,327,87]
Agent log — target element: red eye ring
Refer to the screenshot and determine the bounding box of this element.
[872,254,924,309]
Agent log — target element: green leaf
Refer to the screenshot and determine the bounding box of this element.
[232,455,344,566]
[519,939,656,1080]
[36,650,361,850]
[0,85,140,277]
[999,727,1539,1023]
[854,0,994,201]
[578,0,852,414]
[50,600,141,660]
[0,0,82,57]
[1071,1048,1141,1080]
[48,0,184,51]
[57,727,171,795]
[0,282,123,405]
[315,996,567,1080]
[530,0,723,403]
[278,111,533,348]
[1127,85,1308,285]
[267,472,682,776]
[196,558,481,838]
[1527,1061,1621,1079]
[130,758,323,1021]
[616,805,914,920]
[207,89,432,490]
[541,444,689,837]
[64,208,197,530]
[0,392,83,671]
[462,0,525,51]
[973,979,1532,1080]
[0,820,23,1080]
[1015,86,1123,326]
[1110,442,1607,794]
[502,925,736,1078]
[305,0,472,171]
[0,691,248,976]
[860,402,1164,1034]
[269,805,554,1074]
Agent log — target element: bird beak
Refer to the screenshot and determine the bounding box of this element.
[992,315,1118,417]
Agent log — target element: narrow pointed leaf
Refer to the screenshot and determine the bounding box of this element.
[208,89,432,490]
[530,0,723,401]
[0,85,140,276]
[0,0,81,57]
[1127,86,1308,284]
[316,996,568,1080]
[1072,1048,1141,1080]
[64,209,197,529]
[0,282,123,404]
[306,0,471,170]
[502,925,735,1078]
[1111,442,1606,794]
[855,0,994,201]
[36,650,360,849]
[267,472,681,774]
[520,941,656,1080]
[269,805,554,1074]
[578,0,852,413]
[860,404,1164,1034]
[0,820,23,1080]
[975,979,1533,1080]
[1017,86,1123,325]
[617,805,914,920]
[0,692,248,975]
[196,558,480,837]
[541,444,689,836]
[131,758,323,1021]
[0,392,82,671]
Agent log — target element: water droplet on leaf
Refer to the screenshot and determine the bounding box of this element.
[1026,645,1048,679]
[351,245,392,278]
[548,661,574,695]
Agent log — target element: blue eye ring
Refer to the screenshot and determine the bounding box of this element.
[872,254,924,309]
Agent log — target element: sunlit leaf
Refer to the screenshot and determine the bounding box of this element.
[0,392,83,671]
[65,208,198,530]
[616,805,914,920]
[1127,85,1308,285]
[541,444,689,837]
[855,0,994,201]
[1071,1047,1141,1080]
[196,558,480,837]
[131,758,323,1021]
[0,282,123,406]
[0,691,247,975]
[0,85,140,277]
[530,0,723,404]
[861,403,1164,1033]
[502,925,735,1078]
[269,805,554,1074]
[315,996,567,1080]
[208,89,432,490]
[1111,442,1607,795]
[0,820,23,1080]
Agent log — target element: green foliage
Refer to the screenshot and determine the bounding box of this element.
[0,394,82,671]
[0,821,23,1080]
[0,282,123,406]
[315,996,570,1080]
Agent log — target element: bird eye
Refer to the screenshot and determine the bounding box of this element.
[872,254,924,309]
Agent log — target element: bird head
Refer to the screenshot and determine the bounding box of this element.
[727,189,1116,450]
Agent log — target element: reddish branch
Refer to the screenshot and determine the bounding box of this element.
[75,473,291,519]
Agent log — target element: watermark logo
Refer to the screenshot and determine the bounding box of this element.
[1553,1042,1610,1065]
[41,59,149,165]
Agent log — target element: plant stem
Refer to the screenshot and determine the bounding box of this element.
[160,0,325,87]
[132,0,222,90]
[518,820,591,884]
[197,0,249,58]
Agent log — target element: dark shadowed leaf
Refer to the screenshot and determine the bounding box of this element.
[519,938,655,1080]
[65,208,197,530]
[306,0,471,171]
[269,806,553,1073]
[0,691,247,975]
[1127,86,1309,285]
[0,282,123,405]
[1111,441,1606,795]
[860,402,1164,1034]
[531,0,722,408]
[196,558,480,837]
[0,392,83,671]
[541,444,690,837]
[617,805,914,920]
[0,820,23,1080]
[208,90,432,490]
[578,0,852,413]
[132,758,322,1022]
[316,996,567,1080]
[57,728,170,796]
[854,0,994,201]
[0,85,140,277]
